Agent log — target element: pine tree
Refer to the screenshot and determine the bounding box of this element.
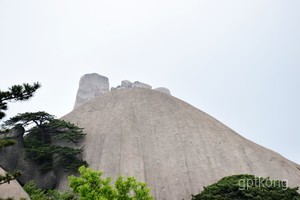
[4,111,87,172]
[192,174,300,200]
[0,82,40,185]
[0,82,40,120]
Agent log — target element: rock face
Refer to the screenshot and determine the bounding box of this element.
[73,73,109,109]
[60,88,300,199]
[0,167,30,200]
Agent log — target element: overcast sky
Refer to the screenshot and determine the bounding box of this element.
[1,1,299,164]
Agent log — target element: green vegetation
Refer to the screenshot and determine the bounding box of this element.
[4,111,87,172]
[22,166,154,200]
[0,82,40,185]
[2,83,299,200]
[0,138,15,149]
[0,82,40,120]
[24,181,76,200]
[68,166,154,200]
[192,174,300,200]
[0,82,86,192]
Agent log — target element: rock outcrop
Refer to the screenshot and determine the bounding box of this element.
[121,80,132,88]
[73,73,109,109]
[113,79,170,94]
[154,87,171,95]
[112,80,152,90]
[59,88,300,199]
[74,73,171,110]
[0,167,30,200]
[132,81,152,89]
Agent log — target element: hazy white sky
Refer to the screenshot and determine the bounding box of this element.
[1,1,299,164]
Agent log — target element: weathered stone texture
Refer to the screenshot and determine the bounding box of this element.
[60,88,300,199]
[0,167,30,200]
[74,73,109,109]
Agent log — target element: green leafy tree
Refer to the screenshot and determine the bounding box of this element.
[69,166,154,200]
[3,111,87,172]
[0,82,40,185]
[192,174,300,200]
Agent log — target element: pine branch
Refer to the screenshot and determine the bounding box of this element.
[0,82,41,120]
[0,171,21,185]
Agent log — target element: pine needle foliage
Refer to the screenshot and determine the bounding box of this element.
[24,180,76,200]
[0,82,40,120]
[0,82,40,185]
[4,112,87,172]
[192,174,300,200]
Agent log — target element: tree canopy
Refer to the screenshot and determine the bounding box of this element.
[0,82,40,185]
[0,82,40,120]
[68,166,154,200]
[192,174,300,200]
[3,111,87,172]
[23,180,76,200]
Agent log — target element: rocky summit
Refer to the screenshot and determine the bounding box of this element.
[73,73,109,109]
[60,77,300,199]
[74,73,171,109]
